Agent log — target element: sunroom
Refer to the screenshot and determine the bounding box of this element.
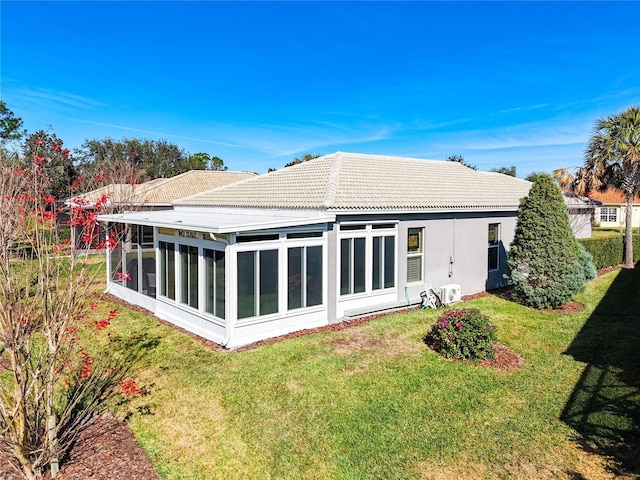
[101,208,336,348]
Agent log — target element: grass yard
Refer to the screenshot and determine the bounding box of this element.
[99,268,639,480]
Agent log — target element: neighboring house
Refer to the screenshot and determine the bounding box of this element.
[587,189,640,229]
[71,170,257,211]
[66,170,255,249]
[98,152,532,349]
[563,192,601,239]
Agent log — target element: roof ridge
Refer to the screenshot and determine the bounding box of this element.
[322,152,342,208]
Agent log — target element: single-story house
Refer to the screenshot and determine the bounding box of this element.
[98,152,532,349]
[67,170,255,249]
[563,191,601,239]
[586,189,640,229]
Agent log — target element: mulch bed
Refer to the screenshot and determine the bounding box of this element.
[478,343,525,371]
[0,415,159,480]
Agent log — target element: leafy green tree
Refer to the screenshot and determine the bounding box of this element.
[556,106,640,268]
[506,174,596,309]
[78,138,191,182]
[525,171,548,183]
[22,130,77,200]
[285,152,321,168]
[0,101,26,142]
[183,153,227,171]
[209,155,227,171]
[490,165,516,177]
[446,154,477,170]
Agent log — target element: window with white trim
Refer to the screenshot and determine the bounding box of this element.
[204,248,225,319]
[288,245,323,309]
[372,235,395,290]
[488,223,500,272]
[159,241,175,300]
[340,237,366,295]
[406,228,423,283]
[237,249,278,319]
[180,245,199,308]
[600,207,618,223]
[339,223,397,296]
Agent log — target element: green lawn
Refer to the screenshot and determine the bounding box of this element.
[101,269,639,479]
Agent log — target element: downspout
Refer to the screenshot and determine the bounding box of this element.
[449,215,456,279]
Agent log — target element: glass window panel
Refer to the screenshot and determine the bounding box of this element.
[125,251,139,291]
[180,245,198,308]
[131,225,139,245]
[205,250,215,314]
[141,250,156,298]
[189,246,198,308]
[488,247,499,271]
[384,236,395,288]
[372,236,382,290]
[110,225,123,284]
[259,250,278,315]
[354,237,365,293]
[407,228,422,253]
[180,246,189,305]
[142,225,154,246]
[488,224,499,245]
[288,247,303,310]
[166,243,175,300]
[237,251,256,319]
[306,246,323,307]
[215,250,225,319]
[488,224,500,271]
[340,239,351,295]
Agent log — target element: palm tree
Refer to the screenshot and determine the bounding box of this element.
[556,106,640,268]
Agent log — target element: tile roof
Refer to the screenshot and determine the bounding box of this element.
[72,170,255,206]
[134,170,256,204]
[563,191,601,208]
[175,152,532,211]
[587,189,640,205]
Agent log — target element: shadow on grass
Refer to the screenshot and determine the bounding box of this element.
[561,265,640,476]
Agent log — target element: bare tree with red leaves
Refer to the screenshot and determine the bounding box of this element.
[0,131,144,480]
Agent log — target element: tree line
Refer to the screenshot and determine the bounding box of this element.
[0,101,228,200]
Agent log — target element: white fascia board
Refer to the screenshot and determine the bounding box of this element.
[98,209,335,234]
[327,205,522,215]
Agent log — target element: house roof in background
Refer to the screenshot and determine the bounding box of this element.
[71,170,256,207]
[587,189,640,205]
[175,152,532,212]
[563,191,601,209]
[133,170,256,204]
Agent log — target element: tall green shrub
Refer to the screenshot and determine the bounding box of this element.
[506,174,596,309]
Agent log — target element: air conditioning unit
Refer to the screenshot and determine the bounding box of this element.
[440,284,461,305]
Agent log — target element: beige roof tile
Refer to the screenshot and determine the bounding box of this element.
[175,152,532,211]
[72,170,255,206]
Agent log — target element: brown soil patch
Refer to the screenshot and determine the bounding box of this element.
[478,343,525,371]
[544,300,585,313]
[0,415,158,480]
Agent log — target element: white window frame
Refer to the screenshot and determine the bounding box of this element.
[600,207,618,223]
[338,222,398,297]
[488,223,500,272]
[406,227,424,284]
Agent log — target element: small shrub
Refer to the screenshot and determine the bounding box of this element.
[424,308,497,361]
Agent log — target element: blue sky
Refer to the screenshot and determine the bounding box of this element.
[1,1,639,177]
